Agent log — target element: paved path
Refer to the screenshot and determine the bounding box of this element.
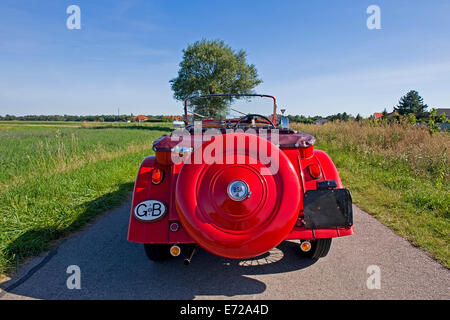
[1,203,448,300]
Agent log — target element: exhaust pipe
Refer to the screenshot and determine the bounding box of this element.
[184,246,197,266]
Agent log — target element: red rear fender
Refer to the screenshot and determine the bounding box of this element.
[127,156,171,243]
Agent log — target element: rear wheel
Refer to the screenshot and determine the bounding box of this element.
[301,239,332,259]
[144,244,171,261]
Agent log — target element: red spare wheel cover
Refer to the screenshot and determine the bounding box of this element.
[175,133,301,259]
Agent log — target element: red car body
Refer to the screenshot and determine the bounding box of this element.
[127,94,354,261]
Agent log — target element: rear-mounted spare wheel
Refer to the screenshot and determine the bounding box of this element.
[175,133,301,259]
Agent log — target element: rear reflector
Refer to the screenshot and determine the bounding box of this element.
[170,222,180,232]
[300,241,312,252]
[170,245,181,257]
[151,168,164,185]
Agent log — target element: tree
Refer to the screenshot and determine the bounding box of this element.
[394,90,428,118]
[407,113,417,125]
[327,112,352,122]
[427,108,440,135]
[170,39,262,118]
[342,112,349,122]
[438,112,448,124]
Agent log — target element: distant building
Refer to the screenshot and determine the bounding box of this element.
[132,115,149,123]
[372,112,383,120]
[372,111,397,120]
[315,119,328,125]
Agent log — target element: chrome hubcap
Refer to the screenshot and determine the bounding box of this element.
[227,180,250,201]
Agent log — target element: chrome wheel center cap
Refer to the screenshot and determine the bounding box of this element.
[227,180,250,201]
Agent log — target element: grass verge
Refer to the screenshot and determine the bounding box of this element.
[0,123,171,275]
[292,121,449,267]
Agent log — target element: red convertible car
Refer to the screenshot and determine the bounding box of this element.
[127,94,353,264]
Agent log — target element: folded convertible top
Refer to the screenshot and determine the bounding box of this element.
[153,130,315,152]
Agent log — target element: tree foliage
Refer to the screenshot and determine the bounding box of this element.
[327,112,350,122]
[427,108,450,135]
[394,90,428,118]
[170,39,262,118]
[286,112,355,123]
[427,108,441,135]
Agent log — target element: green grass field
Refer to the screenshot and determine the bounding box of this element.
[0,122,172,275]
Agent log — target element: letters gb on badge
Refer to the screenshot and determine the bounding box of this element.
[134,200,166,221]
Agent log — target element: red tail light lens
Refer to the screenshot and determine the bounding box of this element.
[151,168,164,185]
[308,163,322,179]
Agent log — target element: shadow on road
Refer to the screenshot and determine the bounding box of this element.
[3,241,317,300]
[131,241,317,299]
[2,187,318,299]
[3,182,134,278]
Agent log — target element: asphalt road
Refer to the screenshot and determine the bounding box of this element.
[1,203,448,300]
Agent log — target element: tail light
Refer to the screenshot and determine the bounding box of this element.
[300,241,312,252]
[308,163,322,179]
[151,168,164,185]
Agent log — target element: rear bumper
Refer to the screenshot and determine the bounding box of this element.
[284,225,354,240]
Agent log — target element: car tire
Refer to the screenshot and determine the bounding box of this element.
[302,239,332,259]
[144,244,171,261]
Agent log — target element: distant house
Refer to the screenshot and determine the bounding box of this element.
[372,112,383,120]
[373,111,398,120]
[315,119,328,125]
[131,115,149,123]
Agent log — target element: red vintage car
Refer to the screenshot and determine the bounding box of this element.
[127,94,353,264]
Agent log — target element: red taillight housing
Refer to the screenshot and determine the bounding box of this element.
[299,145,314,159]
[155,151,173,165]
[308,163,322,179]
[151,168,164,185]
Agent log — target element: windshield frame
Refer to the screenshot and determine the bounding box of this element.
[183,93,277,125]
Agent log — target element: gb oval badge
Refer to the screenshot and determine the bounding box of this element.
[134,200,166,222]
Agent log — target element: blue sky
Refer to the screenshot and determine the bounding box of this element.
[0,0,449,117]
